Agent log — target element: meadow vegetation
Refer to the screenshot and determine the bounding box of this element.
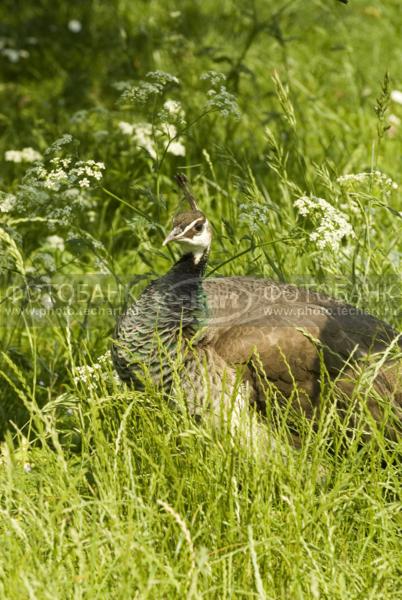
[0,1,401,597]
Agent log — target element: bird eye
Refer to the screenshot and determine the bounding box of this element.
[194,223,204,232]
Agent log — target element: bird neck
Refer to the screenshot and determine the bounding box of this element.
[167,249,209,279]
[156,249,209,327]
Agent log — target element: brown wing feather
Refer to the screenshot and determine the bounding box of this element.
[202,277,399,358]
[201,277,401,434]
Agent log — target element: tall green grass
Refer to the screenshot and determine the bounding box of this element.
[0,0,401,597]
[0,361,401,598]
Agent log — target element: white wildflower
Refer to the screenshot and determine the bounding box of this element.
[22,147,42,162]
[37,157,105,190]
[0,193,17,213]
[239,203,270,232]
[73,364,99,389]
[132,123,157,159]
[84,166,96,177]
[206,85,240,118]
[120,118,185,157]
[146,70,180,86]
[80,160,105,179]
[163,99,183,116]
[68,20,82,33]
[73,352,112,390]
[5,147,42,163]
[46,235,65,251]
[294,195,354,252]
[160,123,186,156]
[61,158,72,168]
[121,71,180,105]
[168,140,186,156]
[97,350,111,365]
[42,167,67,190]
[23,463,32,473]
[293,197,310,216]
[118,121,135,135]
[2,49,18,62]
[121,82,163,104]
[201,71,227,87]
[340,200,360,216]
[162,123,177,138]
[390,90,402,105]
[200,72,240,117]
[337,173,368,184]
[5,150,23,163]
[1,48,29,63]
[337,171,398,194]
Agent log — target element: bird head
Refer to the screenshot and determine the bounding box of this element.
[163,174,212,263]
[163,210,212,263]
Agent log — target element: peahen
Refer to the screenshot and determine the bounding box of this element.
[112,175,401,443]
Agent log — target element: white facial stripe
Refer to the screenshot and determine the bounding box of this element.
[177,217,204,239]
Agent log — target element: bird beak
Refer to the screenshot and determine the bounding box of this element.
[162,229,178,246]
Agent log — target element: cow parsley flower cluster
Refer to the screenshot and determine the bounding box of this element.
[0,46,29,63]
[35,157,105,191]
[200,71,227,87]
[160,123,186,156]
[201,71,240,118]
[119,71,180,105]
[73,363,105,390]
[5,147,42,163]
[206,88,240,117]
[294,195,355,252]
[73,351,119,390]
[163,99,184,117]
[118,121,135,136]
[118,121,186,158]
[119,121,157,160]
[118,122,157,158]
[337,170,398,195]
[157,99,186,128]
[5,147,106,226]
[0,193,17,213]
[239,202,271,233]
[46,235,65,251]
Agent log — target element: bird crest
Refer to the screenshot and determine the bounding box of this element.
[174,173,200,211]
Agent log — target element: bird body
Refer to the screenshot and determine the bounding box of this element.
[112,177,401,442]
